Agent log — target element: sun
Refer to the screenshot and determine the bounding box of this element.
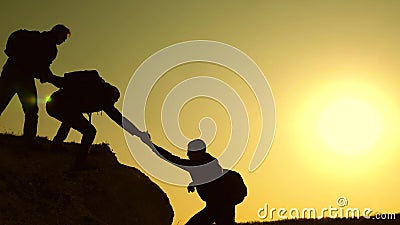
[318,98,383,154]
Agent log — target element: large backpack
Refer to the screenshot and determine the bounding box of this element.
[221,170,247,205]
[49,70,119,118]
[196,169,247,205]
[4,29,41,59]
[63,70,106,90]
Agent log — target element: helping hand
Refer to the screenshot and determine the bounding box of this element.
[139,131,152,147]
[187,186,195,193]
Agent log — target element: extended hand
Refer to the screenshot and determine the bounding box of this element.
[139,131,152,147]
[187,186,195,193]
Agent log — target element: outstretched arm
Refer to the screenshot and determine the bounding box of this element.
[46,74,65,88]
[141,133,191,167]
[103,106,145,137]
[142,134,198,192]
[37,68,53,83]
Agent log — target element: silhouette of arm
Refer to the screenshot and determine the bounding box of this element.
[37,68,54,83]
[46,74,65,88]
[37,33,59,82]
[151,144,192,166]
[103,106,144,137]
[140,134,192,167]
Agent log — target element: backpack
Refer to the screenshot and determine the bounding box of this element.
[221,170,247,205]
[196,169,247,205]
[50,70,120,119]
[63,70,105,90]
[5,29,41,59]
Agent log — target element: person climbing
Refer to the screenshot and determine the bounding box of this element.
[46,70,147,168]
[141,134,247,225]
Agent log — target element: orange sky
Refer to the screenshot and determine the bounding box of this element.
[1,1,399,223]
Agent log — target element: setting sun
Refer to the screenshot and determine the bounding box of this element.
[318,98,382,154]
[1,1,400,224]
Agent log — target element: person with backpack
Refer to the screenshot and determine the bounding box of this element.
[0,24,70,146]
[46,70,147,168]
[141,134,247,225]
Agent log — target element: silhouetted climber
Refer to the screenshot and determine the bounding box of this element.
[46,70,147,168]
[141,134,247,225]
[0,24,70,146]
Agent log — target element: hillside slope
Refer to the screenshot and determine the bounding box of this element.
[0,134,174,225]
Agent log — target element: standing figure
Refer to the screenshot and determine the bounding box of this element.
[0,24,70,145]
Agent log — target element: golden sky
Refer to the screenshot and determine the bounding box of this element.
[1,0,399,223]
